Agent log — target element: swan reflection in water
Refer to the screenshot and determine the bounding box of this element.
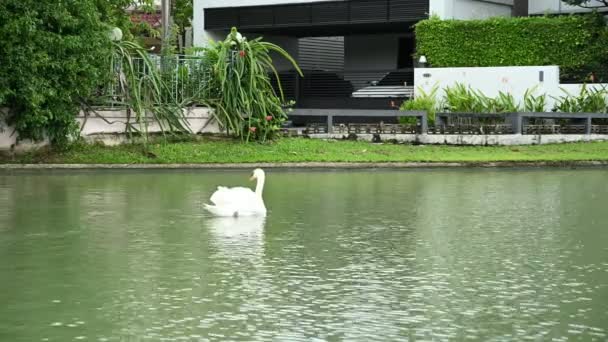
[206,216,266,259]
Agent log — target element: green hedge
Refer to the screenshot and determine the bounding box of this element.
[415,14,608,82]
[0,0,112,145]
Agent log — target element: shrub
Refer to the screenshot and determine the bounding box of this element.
[553,84,608,113]
[443,84,492,113]
[202,28,302,142]
[491,92,521,113]
[409,83,548,114]
[399,85,440,125]
[0,0,112,146]
[523,87,548,112]
[415,14,608,82]
[105,40,190,141]
[415,83,606,115]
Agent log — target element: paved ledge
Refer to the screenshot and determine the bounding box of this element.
[1,161,608,170]
[307,133,608,145]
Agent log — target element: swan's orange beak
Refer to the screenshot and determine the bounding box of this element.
[249,175,256,181]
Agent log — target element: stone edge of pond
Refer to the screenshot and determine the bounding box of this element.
[1,161,608,169]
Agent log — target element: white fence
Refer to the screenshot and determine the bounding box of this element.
[93,55,212,109]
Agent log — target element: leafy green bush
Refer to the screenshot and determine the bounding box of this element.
[416,14,608,82]
[523,87,548,112]
[399,85,440,125]
[402,83,607,117]
[443,84,494,113]
[553,85,608,113]
[442,84,549,113]
[105,40,190,141]
[202,28,301,142]
[0,0,113,146]
[490,92,520,113]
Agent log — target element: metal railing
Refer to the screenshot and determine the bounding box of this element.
[91,55,212,109]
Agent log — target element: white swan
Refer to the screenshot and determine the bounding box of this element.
[204,168,267,217]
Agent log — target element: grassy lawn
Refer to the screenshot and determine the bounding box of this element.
[2,138,608,164]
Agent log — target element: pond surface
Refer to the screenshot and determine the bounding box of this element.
[1,169,607,341]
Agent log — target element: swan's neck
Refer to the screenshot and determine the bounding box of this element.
[255,175,265,197]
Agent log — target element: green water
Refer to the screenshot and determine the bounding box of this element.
[0,169,607,341]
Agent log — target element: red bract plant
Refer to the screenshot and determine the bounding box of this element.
[203,28,302,142]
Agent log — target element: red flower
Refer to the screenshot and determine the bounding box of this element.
[265,115,273,121]
[239,50,246,58]
[249,126,257,132]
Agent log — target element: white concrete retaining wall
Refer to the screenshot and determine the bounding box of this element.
[528,0,602,15]
[429,0,513,19]
[430,0,601,18]
[309,133,608,146]
[1,107,219,151]
[413,66,608,111]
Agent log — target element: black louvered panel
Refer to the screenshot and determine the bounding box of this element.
[389,0,428,22]
[239,7,274,29]
[301,71,353,97]
[205,0,430,32]
[350,0,389,24]
[270,72,297,100]
[298,37,344,72]
[312,2,349,25]
[275,5,311,26]
[205,8,238,30]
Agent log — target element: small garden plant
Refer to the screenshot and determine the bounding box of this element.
[552,84,608,113]
[523,87,547,112]
[400,83,608,119]
[399,85,441,125]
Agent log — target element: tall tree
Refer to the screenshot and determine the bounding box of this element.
[172,0,193,50]
[0,0,113,145]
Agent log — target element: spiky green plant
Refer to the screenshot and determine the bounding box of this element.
[107,40,190,142]
[400,85,441,125]
[492,91,521,113]
[523,87,547,112]
[553,84,608,113]
[443,83,489,113]
[203,28,302,142]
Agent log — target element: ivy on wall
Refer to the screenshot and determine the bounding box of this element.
[415,13,608,82]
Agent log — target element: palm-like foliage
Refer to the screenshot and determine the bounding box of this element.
[553,84,608,113]
[400,85,441,125]
[203,28,302,142]
[523,87,547,112]
[109,40,190,141]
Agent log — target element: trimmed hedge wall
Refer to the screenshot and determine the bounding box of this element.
[415,14,608,82]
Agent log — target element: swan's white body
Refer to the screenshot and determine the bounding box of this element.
[204,169,267,217]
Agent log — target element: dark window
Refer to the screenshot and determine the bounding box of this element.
[397,37,415,69]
